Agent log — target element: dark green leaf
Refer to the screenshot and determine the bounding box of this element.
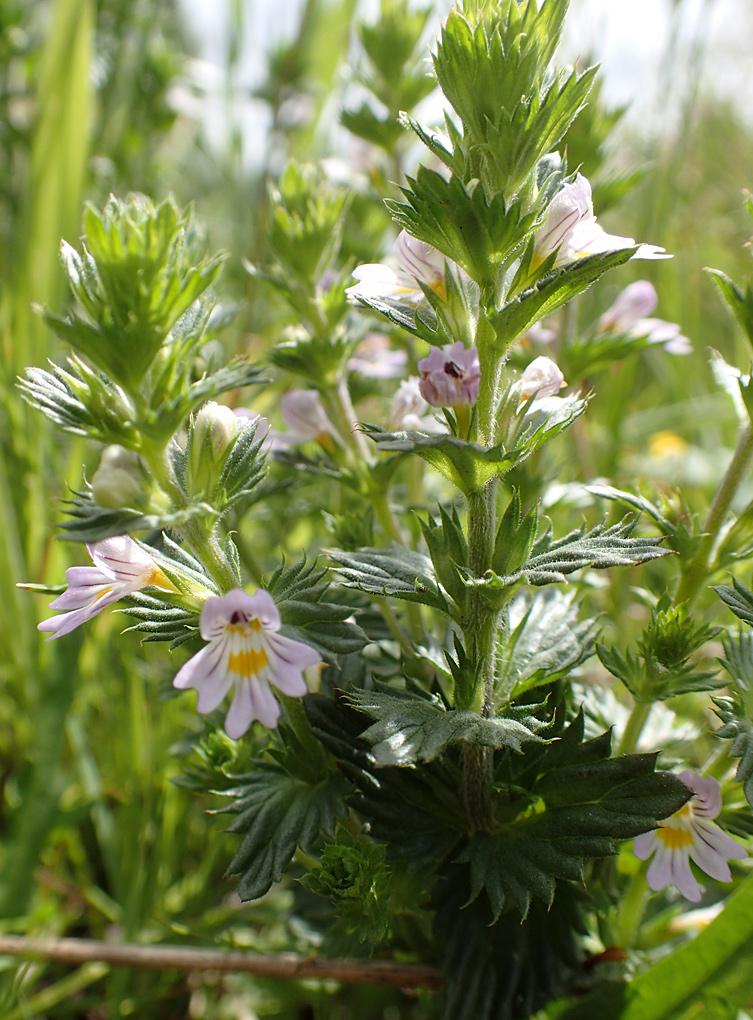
[329,544,453,615]
[349,685,548,765]
[221,759,349,900]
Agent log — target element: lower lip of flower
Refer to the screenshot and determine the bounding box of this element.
[656,823,694,851]
[228,646,269,677]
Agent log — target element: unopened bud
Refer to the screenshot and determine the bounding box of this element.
[519,357,566,402]
[91,445,149,509]
[188,402,240,495]
[193,401,239,458]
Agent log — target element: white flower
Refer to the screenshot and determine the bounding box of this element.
[388,377,446,434]
[518,357,566,402]
[389,377,428,430]
[38,535,173,640]
[173,589,321,737]
[633,771,747,902]
[534,174,670,267]
[346,230,447,304]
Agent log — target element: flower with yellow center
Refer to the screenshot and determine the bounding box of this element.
[633,771,747,902]
[173,589,321,737]
[38,535,173,640]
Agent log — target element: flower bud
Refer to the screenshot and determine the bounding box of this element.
[519,357,566,402]
[598,281,658,333]
[417,342,480,408]
[188,401,240,495]
[91,446,149,509]
[193,401,239,458]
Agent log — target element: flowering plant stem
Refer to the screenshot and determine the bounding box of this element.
[460,310,503,828]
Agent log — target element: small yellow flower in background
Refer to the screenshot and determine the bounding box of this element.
[649,431,688,459]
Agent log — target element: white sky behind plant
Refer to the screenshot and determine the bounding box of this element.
[175,0,753,166]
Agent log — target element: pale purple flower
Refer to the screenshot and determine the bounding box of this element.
[173,589,321,737]
[418,342,480,407]
[525,321,558,345]
[518,357,566,402]
[629,318,693,355]
[346,230,447,304]
[534,174,670,267]
[633,771,747,903]
[598,281,658,333]
[38,535,173,640]
[597,283,692,354]
[280,389,338,445]
[348,333,408,378]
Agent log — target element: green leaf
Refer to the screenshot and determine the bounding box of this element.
[387,168,536,287]
[362,407,586,494]
[267,558,369,662]
[468,516,668,605]
[212,415,268,511]
[500,589,599,699]
[418,504,470,611]
[489,248,636,348]
[56,489,212,543]
[714,632,753,808]
[329,544,454,615]
[454,713,690,921]
[715,577,753,626]
[348,684,548,765]
[707,267,753,352]
[221,758,349,900]
[304,693,463,865]
[47,196,226,393]
[120,595,200,649]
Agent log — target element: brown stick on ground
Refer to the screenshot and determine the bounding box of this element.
[0,935,443,989]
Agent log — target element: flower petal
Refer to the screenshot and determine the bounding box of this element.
[173,643,233,714]
[633,830,659,861]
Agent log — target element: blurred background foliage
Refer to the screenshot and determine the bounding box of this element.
[1,0,753,1016]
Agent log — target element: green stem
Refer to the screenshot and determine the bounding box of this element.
[614,859,652,949]
[617,700,652,756]
[144,444,239,593]
[676,421,753,605]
